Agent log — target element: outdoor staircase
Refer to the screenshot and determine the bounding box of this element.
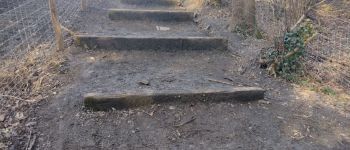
[75,0,265,111]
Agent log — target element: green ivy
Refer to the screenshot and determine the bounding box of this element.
[261,22,315,81]
[277,22,314,81]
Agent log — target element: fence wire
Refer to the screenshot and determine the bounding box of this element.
[0,0,106,148]
[305,2,350,90]
[256,0,316,39]
[0,0,81,99]
[256,0,350,90]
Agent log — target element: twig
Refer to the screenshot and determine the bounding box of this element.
[290,15,305,31]
[140,110,161,121]
[231,53,241,58]
[223,77,235,83]
[61,25,76,36]
[207,78,235,86]
[25,131,32,150]
[0,95,26,101]
[174,116,196,127]
[27,135,37,150]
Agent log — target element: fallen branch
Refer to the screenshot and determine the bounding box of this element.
[0,95,26,101]
[27,135,37,150]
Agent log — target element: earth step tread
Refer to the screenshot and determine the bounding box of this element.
[75,35,228,51]
[108,9,193,22]
[120,0,178,6]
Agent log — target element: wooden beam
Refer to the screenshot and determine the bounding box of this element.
[84,87,265,111]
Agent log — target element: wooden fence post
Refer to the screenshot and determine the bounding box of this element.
[49,0,64,51]
[81,0,86,11]
[232,0,256,35]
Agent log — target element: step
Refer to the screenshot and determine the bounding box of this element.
[120,0,177,6]
[108,9,193,22]
[75,35,228,51]
[84,87,265,111]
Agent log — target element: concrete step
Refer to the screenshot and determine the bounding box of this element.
[108,9,193,22]
[120,0,178,7]
[84,87,265,111]
[75,35,228,51]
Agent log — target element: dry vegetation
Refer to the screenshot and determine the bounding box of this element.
[256,0,349,95]
[0,43,71,149]
[305,0,350,91]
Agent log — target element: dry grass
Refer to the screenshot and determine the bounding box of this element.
[0,43,68,100]
[256,0,316,40]
[0,42,71,149]
[255,0,349,91]
[305,0,350,91]
[183,0,205,10]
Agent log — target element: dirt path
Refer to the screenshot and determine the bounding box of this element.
[28,0,350,149]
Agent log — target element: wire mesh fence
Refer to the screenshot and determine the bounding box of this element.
[0,1,106,148]
[0,0,81,100]
[255,0,316,39]
[305,2,350,90]
[256,0,350,90]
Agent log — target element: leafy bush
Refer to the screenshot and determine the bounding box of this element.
[260,21,315,81]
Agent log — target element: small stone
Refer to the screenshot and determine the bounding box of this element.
[138,80,150,86]
[156,26,170,31]
[0,114,5,122]
[15,112,25,120]
[237,66,243,72]
[25,122,37,127]
[258,100,271,105]
[169,106,176,110]
[0,142,6,148]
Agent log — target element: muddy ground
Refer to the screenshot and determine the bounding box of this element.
[1,0,350,149]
